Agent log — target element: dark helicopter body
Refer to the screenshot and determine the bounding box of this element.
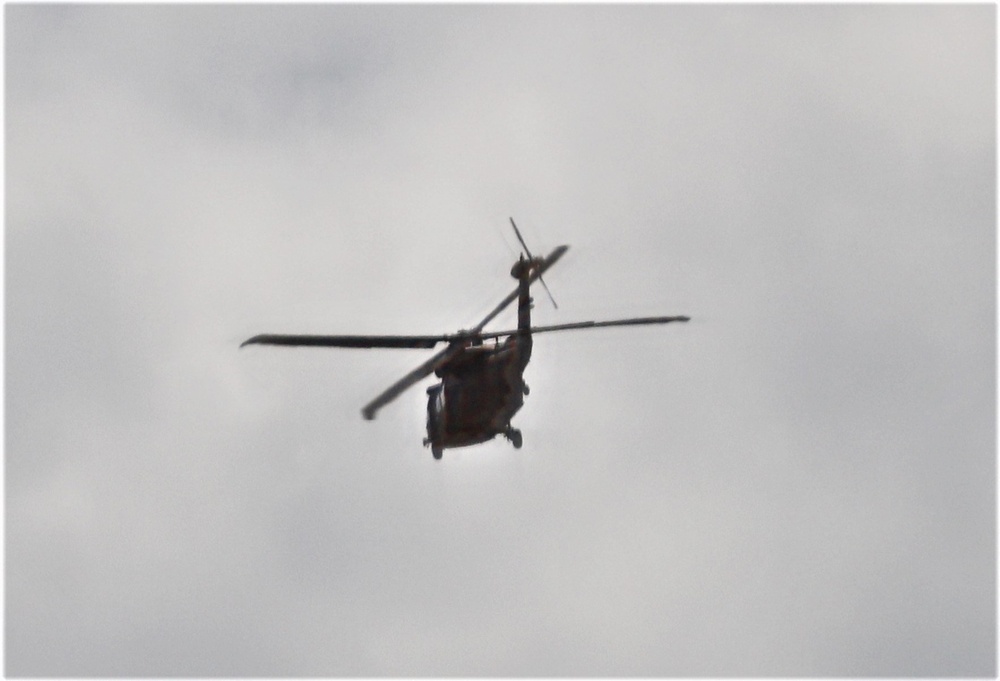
[424,257,536,458]
[241,220,688,460]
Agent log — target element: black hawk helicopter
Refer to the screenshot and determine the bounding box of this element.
[241,219,689,459]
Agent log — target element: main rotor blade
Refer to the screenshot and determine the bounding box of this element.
[360,342,464,420]
[360,314,687,419]
[473,315,691,340]
[362,243,570,420]
[510,217,558,309]
[241,333,447,349]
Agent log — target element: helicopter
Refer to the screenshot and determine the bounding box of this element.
[241,219,689,459]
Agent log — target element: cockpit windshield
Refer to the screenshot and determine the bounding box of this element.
[431,384,445,417]
[426,382,445,439]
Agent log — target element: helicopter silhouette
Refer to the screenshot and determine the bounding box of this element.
[241,219,689,459]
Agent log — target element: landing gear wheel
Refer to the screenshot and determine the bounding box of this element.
[508,428,523,449]
[432,446,443,460]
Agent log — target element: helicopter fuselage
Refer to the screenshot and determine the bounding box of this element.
[423,258,535,458]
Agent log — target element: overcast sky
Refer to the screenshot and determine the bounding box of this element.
[6,4,995,677]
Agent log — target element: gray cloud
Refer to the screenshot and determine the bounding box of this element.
[6,4,994,676]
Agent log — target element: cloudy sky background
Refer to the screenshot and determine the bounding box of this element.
[6,4,995,676]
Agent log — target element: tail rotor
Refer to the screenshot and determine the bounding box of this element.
[510,217,559,309]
